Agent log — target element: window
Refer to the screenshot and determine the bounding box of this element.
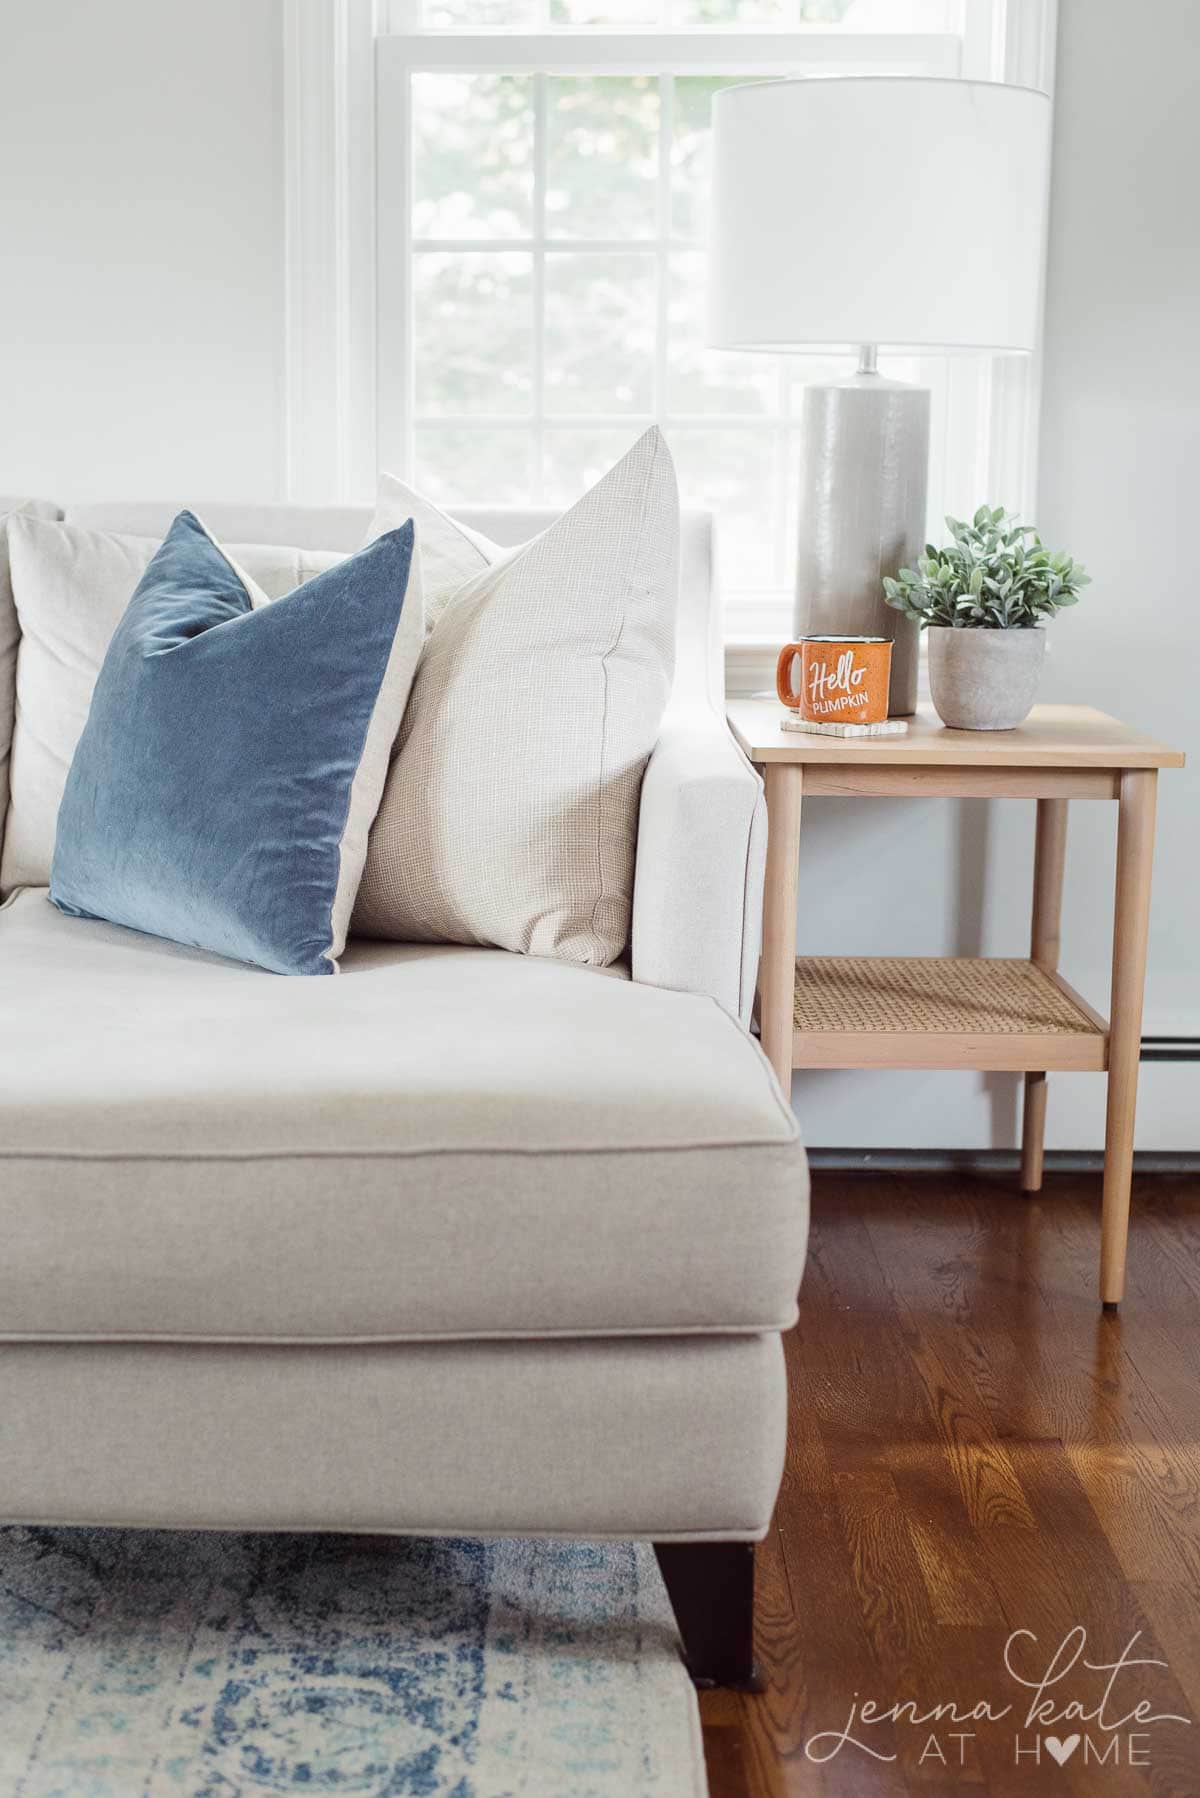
[288,2,1053,642]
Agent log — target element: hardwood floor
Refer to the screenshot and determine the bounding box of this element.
[700,1170,1200,1797]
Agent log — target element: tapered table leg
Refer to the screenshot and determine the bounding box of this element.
[1101,770,1157,1308]
[1021,797,1069,1192]
[759,763,803,1091]
[1021,1072,1048,1191]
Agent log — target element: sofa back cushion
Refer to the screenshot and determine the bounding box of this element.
[3,487,712,917]
[65,501,718,708]
[1,517,342,890]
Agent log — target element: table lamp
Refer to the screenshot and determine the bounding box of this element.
[709,76,1052,714]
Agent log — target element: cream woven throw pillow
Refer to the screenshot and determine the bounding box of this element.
[353,426,678,965]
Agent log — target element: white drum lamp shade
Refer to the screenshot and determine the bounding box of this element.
[708,77,1052,716]
[709,78,1052,354]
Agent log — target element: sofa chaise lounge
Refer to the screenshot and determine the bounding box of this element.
[0,496,809,1687]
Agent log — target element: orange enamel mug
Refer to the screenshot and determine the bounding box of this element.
[776,634,893,726]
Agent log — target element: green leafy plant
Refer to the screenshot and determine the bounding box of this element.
[883,506,1090,630]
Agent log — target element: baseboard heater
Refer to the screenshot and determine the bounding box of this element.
[808,1147,1198,1174]
[1140,1036,1200,1062]
[801,1037,1200,1169]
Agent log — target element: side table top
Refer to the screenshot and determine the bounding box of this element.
[726,700,1185,770]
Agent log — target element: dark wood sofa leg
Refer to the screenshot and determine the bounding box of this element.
[653,1541,760,1690]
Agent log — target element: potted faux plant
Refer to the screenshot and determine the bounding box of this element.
[883,506,1090,730]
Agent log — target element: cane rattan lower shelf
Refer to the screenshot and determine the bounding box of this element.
[792,956,1108,1071]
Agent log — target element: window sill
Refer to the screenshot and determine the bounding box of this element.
[723,637,932,701]
[724,638,778,698]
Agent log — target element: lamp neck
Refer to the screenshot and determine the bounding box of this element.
[856,344,879,376]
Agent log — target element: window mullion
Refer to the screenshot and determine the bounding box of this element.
[382,33,964,78]
[401,68,416,480]
[654,72,672,425]
[774,426,792,598]
[412,236,662,253]
[533,71,547,502]
[775,339,792,595]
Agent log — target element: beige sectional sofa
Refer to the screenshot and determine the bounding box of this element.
[0,497,809,1686]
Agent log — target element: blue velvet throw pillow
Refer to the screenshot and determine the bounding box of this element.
[51,510,423,975]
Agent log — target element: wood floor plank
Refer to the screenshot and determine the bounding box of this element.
[831,1466,996,1790]
[700,1169,1200,1798]
[1004,1187,1200,1603]
[903,1499,1007,1630]
[833,1468,936,1684]
[1130,1580,1200,1720]
[1002,1437,1188,1798]
[780,1350,908,1793]
[722,1522,808,1798]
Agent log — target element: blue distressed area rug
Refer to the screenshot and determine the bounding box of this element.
[0,1528,707,1797]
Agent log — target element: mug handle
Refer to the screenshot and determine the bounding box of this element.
[776,642,804,709]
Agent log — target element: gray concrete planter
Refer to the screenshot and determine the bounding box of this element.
[927,626,1046,730]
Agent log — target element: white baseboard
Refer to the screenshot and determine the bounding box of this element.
[788,1058,1197,1153]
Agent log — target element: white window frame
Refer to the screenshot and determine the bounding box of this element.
[283,0,1057,659]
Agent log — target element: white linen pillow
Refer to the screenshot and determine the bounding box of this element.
[1,517,345,890]
[367,488,498,632]
[353,426,678,966]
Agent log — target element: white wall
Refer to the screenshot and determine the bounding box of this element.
[791,0,1198,1149]
[0,0,285,502]
[1036,0,1198,1039]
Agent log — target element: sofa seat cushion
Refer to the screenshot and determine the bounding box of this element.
[0,890,806,1344]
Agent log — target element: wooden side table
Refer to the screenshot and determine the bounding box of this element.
[726,700,1185,1309]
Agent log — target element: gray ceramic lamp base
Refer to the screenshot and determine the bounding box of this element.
[793,361,930,717]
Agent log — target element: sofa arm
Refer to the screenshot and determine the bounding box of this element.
[631,705,766,1025]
